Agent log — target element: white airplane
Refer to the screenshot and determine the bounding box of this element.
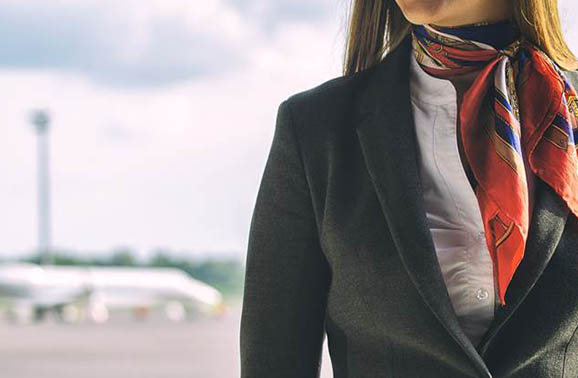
[0,262,226,324]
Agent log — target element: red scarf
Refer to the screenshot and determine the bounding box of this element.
[411,21,578,307]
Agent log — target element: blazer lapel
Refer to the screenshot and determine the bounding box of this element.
[353,36,492,378]
[476,179,569,356]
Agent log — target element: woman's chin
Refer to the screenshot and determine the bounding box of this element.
[395,0,450,25]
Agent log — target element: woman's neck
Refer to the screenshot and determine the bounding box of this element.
[430,0,514,27]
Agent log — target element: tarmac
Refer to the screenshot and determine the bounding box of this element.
[0,298,333,378]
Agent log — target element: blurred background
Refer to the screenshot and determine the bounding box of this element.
[0,1,577,377]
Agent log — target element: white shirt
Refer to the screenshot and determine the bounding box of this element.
[409,51,500,347]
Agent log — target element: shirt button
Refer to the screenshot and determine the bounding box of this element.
[476,288,489,301]
[477,230,486,240]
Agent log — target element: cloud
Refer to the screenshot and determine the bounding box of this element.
[227,0,338,26]
[0,0,257,87]
[0,0,349,88]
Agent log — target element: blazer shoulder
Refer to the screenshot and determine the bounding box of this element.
[281,66,376,124]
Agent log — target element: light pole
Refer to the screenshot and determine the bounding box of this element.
[30,110,52,265]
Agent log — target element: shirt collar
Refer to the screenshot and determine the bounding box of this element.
[409,49,456,106]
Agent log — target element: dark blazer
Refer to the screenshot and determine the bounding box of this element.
[239,34,578,378]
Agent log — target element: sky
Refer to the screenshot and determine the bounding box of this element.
[1,0,577,260]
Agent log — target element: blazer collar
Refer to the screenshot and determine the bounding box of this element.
[353,34,569,377]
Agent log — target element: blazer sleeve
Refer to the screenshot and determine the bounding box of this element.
[239,98,332,377]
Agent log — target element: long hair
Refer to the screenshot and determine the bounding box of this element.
[343,0,578,75]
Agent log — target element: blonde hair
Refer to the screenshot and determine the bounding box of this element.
[343,0,578,75]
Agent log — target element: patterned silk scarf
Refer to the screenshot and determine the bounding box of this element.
[411,20,578,307]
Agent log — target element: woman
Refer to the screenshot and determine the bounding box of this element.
[240,0,578,377]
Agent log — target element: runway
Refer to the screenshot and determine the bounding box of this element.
[0,299,333,378]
